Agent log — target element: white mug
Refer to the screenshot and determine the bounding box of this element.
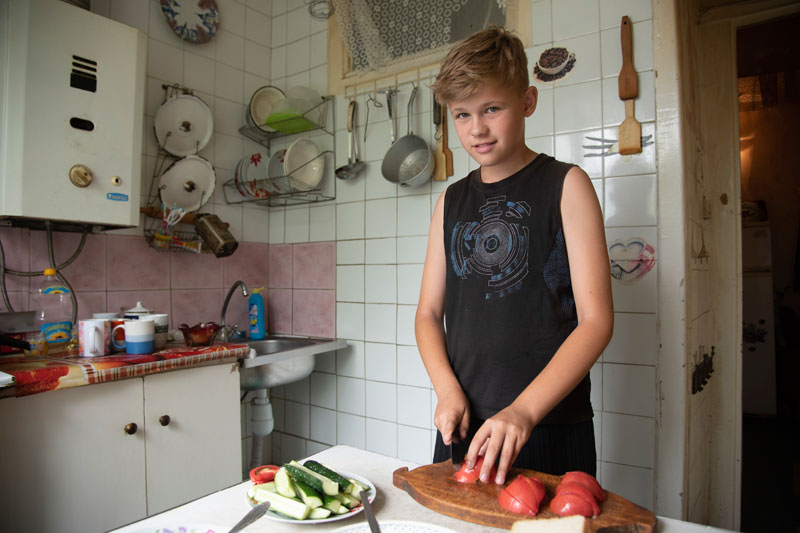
[112,319,154,354]
[78,319,111,357]
[141,313,169,350]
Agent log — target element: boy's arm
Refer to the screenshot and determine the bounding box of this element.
[469,166,614,484]
[415,192,470,446]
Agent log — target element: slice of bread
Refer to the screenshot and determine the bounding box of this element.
[511,515,589,533]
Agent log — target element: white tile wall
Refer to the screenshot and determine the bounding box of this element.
[103,0,659,502]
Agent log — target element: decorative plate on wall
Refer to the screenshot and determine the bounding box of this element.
[160,0,220,44]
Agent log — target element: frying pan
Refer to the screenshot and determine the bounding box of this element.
[381,86,433,188]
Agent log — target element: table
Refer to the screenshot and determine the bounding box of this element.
[111,445,735,533]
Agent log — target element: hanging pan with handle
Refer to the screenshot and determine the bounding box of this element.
[381,85,433,188]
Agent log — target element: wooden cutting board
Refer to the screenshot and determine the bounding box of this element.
[393,461,656,531]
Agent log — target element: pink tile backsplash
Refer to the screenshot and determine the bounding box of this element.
[0,231,334,340]
[171,289,223,329]
[268,289,293,334]
[107,290,173,319]
[269,244,293,288]
[107,235,170,290]
[30,232,107,291]
[0,227,29,292]
[223,242,269,289]
[171,250,223,289]
[293,289,335,338]
[293,242,335,289]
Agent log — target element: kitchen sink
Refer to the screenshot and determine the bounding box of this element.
[239,336,346,390]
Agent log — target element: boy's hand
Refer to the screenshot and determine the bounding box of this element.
[467,403,535,485]
[434,387,470,445]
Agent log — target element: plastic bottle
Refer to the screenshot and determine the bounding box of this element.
[32,268,73,346]
[248,287,266,340]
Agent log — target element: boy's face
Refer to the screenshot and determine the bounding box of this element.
[448,83,538,182]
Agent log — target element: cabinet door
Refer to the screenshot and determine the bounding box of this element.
[144,363,242,515]
[0,379,146,533]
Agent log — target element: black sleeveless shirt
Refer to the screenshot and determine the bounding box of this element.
[442,154,592,424]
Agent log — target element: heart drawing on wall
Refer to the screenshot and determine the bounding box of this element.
[608,237,656,285]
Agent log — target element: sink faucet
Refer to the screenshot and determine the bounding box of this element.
[219,280,249,342]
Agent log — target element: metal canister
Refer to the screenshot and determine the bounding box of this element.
[194,214,238,257]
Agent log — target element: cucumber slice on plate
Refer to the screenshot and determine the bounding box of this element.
[248,485,310,520]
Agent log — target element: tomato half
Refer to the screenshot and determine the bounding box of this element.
[550,492,597,518]
[249,464,280,484]
[498,486,538,516]
[555,481,600,516]
[501,475,546,515]
[562,471,606,502]
[454,456,497,484]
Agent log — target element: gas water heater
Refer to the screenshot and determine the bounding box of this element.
[0,0,147,231]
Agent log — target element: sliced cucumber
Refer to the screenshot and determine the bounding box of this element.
[349,477,370,493]
[303,460,353,492]
[274,467,296,498]
[335,505,350,514]
[308,507,332,519]
[293,479,323,509]
[248,485,310,520]
[323,493,343,514]
[285,461,339,496]
[334,491,361,508]
[260,481,277,493]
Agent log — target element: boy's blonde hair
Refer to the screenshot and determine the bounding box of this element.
[432,26,529,105]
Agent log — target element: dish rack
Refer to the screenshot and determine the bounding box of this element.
[225,96,336,207]
[143,83,213,253]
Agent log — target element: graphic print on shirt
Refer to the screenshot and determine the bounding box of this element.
[450,195,530,299]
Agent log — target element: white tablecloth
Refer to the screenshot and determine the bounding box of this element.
[111,445,734,533]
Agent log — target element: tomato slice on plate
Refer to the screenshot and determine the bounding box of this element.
[249,464,280,484]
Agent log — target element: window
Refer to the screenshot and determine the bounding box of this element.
[327,0,530,94]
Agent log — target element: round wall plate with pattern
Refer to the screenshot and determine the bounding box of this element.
[160,0,220,44]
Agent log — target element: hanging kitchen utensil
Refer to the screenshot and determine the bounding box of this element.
[442,103,453,178]
[335,100,365,180]
[432,98,447,181]
[617,16,642,155]
[154,93,214,156]
[381,85,433,188]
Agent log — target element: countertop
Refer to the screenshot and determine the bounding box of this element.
[0,342,250,398]
[111,445,735,533]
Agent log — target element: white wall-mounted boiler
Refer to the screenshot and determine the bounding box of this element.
[0,0,146,231]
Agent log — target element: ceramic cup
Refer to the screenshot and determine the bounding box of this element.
[112,319,154,354]
[141,313,169,350]
[78,319,111,357]
[109,318,127,353]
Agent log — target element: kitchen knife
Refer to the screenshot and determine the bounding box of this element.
[360,490,382,533]
[432,99,447,181]
[450,430,472,468]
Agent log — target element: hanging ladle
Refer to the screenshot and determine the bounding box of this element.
[335,100,365,180]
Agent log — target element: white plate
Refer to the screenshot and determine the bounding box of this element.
[331,521,461,533]
[127,524,237,533]
[159,155,216,212]
[154,94,214,157]
[284,138,324,191]
[265,149,295,195]
[248,470,376,525]
[249,86,285,132]
[236,151,271,199]
[160,0,219,44]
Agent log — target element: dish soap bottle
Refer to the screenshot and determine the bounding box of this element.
[248,287,266,340]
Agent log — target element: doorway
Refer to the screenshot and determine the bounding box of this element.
[737,13,800,533]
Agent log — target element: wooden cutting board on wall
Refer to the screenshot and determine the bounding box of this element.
[393,462,656,531]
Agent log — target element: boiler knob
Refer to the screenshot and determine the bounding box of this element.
[69,165,93,188]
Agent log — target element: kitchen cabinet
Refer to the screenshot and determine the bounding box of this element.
[0,363,241,533]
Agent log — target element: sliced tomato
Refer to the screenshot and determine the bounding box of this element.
[454,456,497,484]
[555,481,600,516]
[249,464,280,484]
[501,475,546,515]
[498,486,538,516]
[562,471,606,502]
[550,492,598,517]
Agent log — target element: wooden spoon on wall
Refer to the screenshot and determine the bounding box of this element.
[618,15,642,155]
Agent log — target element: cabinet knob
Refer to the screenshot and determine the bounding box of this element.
[159,415,171,426]
[124,423,138,435]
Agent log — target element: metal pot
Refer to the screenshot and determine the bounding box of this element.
[381,86,433,188]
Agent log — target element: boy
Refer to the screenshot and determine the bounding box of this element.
[416,26,613,485]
